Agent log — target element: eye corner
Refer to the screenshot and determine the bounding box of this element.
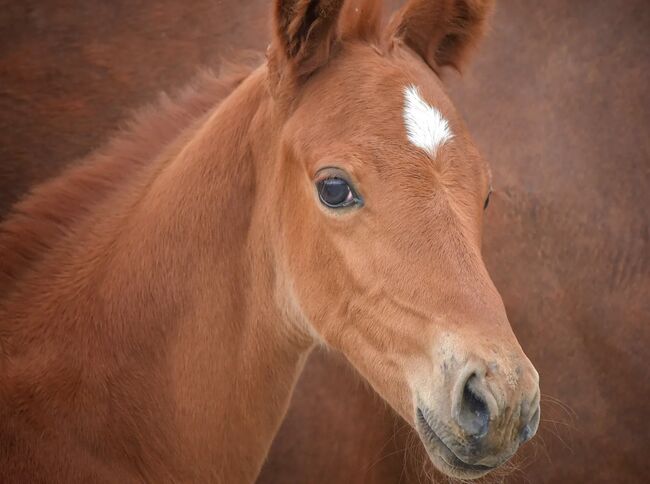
[483,189,492,210]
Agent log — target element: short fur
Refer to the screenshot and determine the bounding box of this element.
[0,66,253,296]
[0,1,539,482]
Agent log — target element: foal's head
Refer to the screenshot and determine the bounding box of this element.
[265,0,539,478]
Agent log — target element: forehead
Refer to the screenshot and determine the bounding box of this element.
[297,44,455,133]
[291,44,489,183]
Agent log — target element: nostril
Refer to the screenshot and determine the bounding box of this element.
[458,374,490,440]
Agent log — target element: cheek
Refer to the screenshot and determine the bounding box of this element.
[282,220,369,335]
[288,243,352,336]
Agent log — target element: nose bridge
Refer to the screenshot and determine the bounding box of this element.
[427,222,536,401]
[442,272,521,363]
[388,196,504,323]
[430,226,506,323]
[443,235,526,356]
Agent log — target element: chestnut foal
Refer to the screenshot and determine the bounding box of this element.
[0,0,539,481]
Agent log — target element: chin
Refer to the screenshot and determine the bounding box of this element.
[423,445,494,480]
[416,409,497,480]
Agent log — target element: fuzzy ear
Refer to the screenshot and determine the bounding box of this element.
[386,0,494,72]
[269,0,346,89]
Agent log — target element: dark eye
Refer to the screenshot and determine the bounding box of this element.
[317,177,360,209]
[484,190,492,210]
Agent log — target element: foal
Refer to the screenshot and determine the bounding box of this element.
[0,0,540,482]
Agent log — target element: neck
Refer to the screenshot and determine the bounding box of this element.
[1,66,314,483]
[126,67,315,481]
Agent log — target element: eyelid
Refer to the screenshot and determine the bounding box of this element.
[314,166,353,183]
[315,167,361,194]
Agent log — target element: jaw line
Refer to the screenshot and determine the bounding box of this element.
[415,407,495,479]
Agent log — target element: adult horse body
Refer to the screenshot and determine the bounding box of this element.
[0,0,541,481]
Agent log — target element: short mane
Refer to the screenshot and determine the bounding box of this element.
[0,62,256,294]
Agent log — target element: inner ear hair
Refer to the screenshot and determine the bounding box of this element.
[280,0,327,58]
[270,0,346,86]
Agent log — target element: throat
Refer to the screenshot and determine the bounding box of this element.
[170,299,313,482]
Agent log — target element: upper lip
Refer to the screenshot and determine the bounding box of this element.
[416,407,496,474]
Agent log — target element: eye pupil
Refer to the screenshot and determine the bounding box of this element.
[318,178,353,208]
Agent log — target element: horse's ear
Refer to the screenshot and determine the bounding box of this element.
[385,0,494,72]
[269,0,346,91]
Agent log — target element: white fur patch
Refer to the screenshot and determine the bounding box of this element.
[403,85,453,156]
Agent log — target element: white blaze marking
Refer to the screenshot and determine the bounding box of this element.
[403,84,453,156]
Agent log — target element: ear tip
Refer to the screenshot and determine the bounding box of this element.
[269,0,348,93]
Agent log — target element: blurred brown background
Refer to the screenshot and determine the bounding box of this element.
[1,1,648,483]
